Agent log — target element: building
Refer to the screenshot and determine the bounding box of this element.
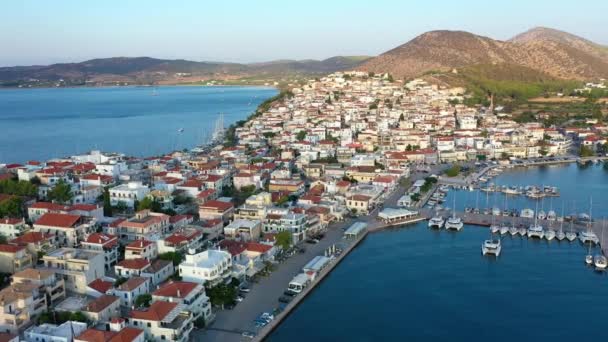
[151,281,212,323]
[198,200,234,223]
[75,325,144,342]
[263,213,308,243]
[81,233,119,271]
[41,248,105,294]
[8,231,57,262]
[112,277,150,308]
[223,219,262,241]
[83,295,120,323]
[125,239,158,261]
[109,182,150,208]
[116,211,170,242]
[12,268,66,306]
[346,194,373,214]
[178,249,232,286]
[24,321,88,342]
[33,213,94,248]
[0,244,32,274]
[0,218,27,239]
[115,258,151,278]
[156,227,204,254]
[126,301,193,342]
[0,282,47,333]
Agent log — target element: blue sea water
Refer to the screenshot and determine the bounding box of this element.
[268,165,608,342]
[0,86,277,163]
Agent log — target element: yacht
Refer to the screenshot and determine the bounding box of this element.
[585,254,594,265]
[579,230,600,244]
[503,187,521,195]
[556,228,566,241]
[527,224,544,239]
[544,229,556,241]
[509,224,518,236]
[500,225,510,235]
[594,255,607,270]
[491,224,500,234]
[537,210,547,220]
[518,226,527,236]
[482,239,502,256]
[520,208,534,219]
[428,216,445,229]
[445,196,464,231]
[492,207,501,216]
[565,220,577,241]
[547,210,557,221]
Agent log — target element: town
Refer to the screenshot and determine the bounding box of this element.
[0,71,607,342]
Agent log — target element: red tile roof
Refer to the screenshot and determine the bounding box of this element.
[88,278,114,294]
[126,239,153,250]
[200,200,233,211]
[117,277,148,291]
[129,301,177,321]
[35,213,81,228]
[85,295,119,313]
[29,201,70,211]
[85,233,118,248]
[70,204,99,211]
[9,231,54,245]
[0,244,25,253]
[76,327,143,342]
[0,218,22,225]
[152,281,198,298]
[116,258,150,270]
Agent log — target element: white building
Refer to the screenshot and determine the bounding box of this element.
[109,182,150,208]
[178,249,232,286]
[41,248,105,294]
[24,321,88,342]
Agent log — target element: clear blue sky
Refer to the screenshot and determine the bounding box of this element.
[2,0,607,66]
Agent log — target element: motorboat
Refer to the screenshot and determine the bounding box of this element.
[428,216,445,229]
[503,187,521,195]
[586,254,594,265]
[544,229,556,241]
[594,255,607,270]
[520,208,534,219]
[527,224,544,239]
[482,239,502,256]
[579,230,599,244]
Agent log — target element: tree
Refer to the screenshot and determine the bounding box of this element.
[539,148,549,156]
[47,180,72,204]
[500,152,510,160]
[262,132,276,139]
[103,187,112,217]
[159,251,184,266]
[137,197,162,212]
[0,178,37,197]
[114,201,128,213]
[296,131,307,141]
[445,165,461,177]
[0,196,23,218]
[275,231,292,250]
[135,294,152,308]
[580,145,595,157]
[206,283,237,308]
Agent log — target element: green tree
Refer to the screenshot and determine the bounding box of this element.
[275,231,292,250]
[296,131,307,141]
[135,294,152,308]
[137,197,162,212]
[103,187,113,217]
[159,252,184,266]
[0,196,23,218]
[114,201,128,213]
[580,145,595,157]
[445,165,461,177]
[206,283,237,308]
[0,178,37,197]
[47,180,72,204]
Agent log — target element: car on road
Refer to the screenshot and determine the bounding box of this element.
[236,296,244,302]
[240,287,251,293]
[278,295,292,303]
[283,290,297,297]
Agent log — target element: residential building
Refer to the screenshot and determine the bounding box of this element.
[151,281,212,323]
[0,244,32,274]
[198,200,234,223]
[12,268,66,306]
[178,249,232,286]
[24,321,88,342]
[126,301,193,342]
[223,219,262,241]
[125,239,158,261]
[0,218,27,239]
[81,233,119,271]
[41,248,105,294]
[116,210,170,242]
[109,182,150,208]
[82,295,120,323]
[112,277,150,308]
[33,213,94,248]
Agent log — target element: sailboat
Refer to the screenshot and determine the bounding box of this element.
[579,197,600,244]
[528,202,544,239]
[585,241,594,265]
[500,195,510,235]
[428,212,445,229]
[556,202,566,241]
[509,211,518,236]
[445,195,464,231]
[482,230,502,256]
[594,222,607,270]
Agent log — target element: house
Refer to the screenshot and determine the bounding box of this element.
[0,218,27,239]
[157,227,204,254]
[109,182,150,208]
[9,231,57,262]
[125,239,158,261]
[126,301,193,342]
[346,194,373,214]
[115,258,151,278]
[12,268,66,306]
[75,325,144,342]
[169,215,193,230]
[83,295,120,323]
[151,281,212,323]
[142,260,174,287]
[27,202,71,222]
[68,204,104,221]
[112,277,150,308]
[41,248,105,294]
[268,179,305,194]
[81,233,119,271]
[0,333,17,342]
[223,219,262,241]
[87,278,114,298]
[178,249,232,286]
[0,282,49,334]
[198,200,234,223]
[0,243,32,274]
[116,210,170,242]
[263,212,308,243]
[33,213,94,248]
[175,179,204,198]
[24,321,88,342]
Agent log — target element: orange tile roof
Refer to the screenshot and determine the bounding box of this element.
[152,281,198,298]
[116,258,150,270]
[88,278,114,294]
[129,301,177,321]
[117,277,148,291]
[35,213,81,228]
[0,244,25,253]
[85,295,119,313]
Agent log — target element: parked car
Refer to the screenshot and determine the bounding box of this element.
[278,296,292,303]
[242,331,255,339]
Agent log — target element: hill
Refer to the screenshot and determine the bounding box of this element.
[360,27,608,81]
[0,56,371,87]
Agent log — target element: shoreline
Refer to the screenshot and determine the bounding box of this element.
[0,83,279,91]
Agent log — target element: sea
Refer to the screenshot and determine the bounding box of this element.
[268,163,608,341]
[0,85,277,163]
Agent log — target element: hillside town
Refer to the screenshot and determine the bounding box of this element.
[0,71,606,342]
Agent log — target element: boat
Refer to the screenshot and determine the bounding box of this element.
[520,208,534,219]
[537,210,546,220]
[526,190,545,199]
[482,239,502,256]
[547,210,557,221]
[491,224,500,234]
[428,216,445,229]
[509,226,518,236]
[503,186,521,195]
[594,255,607,270]
[586,254,594,265]
[556,204,566,241]
[178,128,184,133]
[544,229,556,241]
[518,226,527,236]
[492,207,501,216]
[566,214,577,241]
[445,196,464,231]
[579,230,599,244]
[528,224,545,239]
[500,225,510,235]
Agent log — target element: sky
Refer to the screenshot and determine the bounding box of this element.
[2,0,608,67]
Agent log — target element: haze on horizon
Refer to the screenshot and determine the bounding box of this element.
[2,0,608,67]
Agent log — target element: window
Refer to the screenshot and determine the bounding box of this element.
[147,323,151,328]
[161,336,166,340]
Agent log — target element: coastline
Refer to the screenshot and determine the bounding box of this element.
[0,83,279,91]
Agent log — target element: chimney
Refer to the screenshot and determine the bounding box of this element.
[177,289,181,297]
